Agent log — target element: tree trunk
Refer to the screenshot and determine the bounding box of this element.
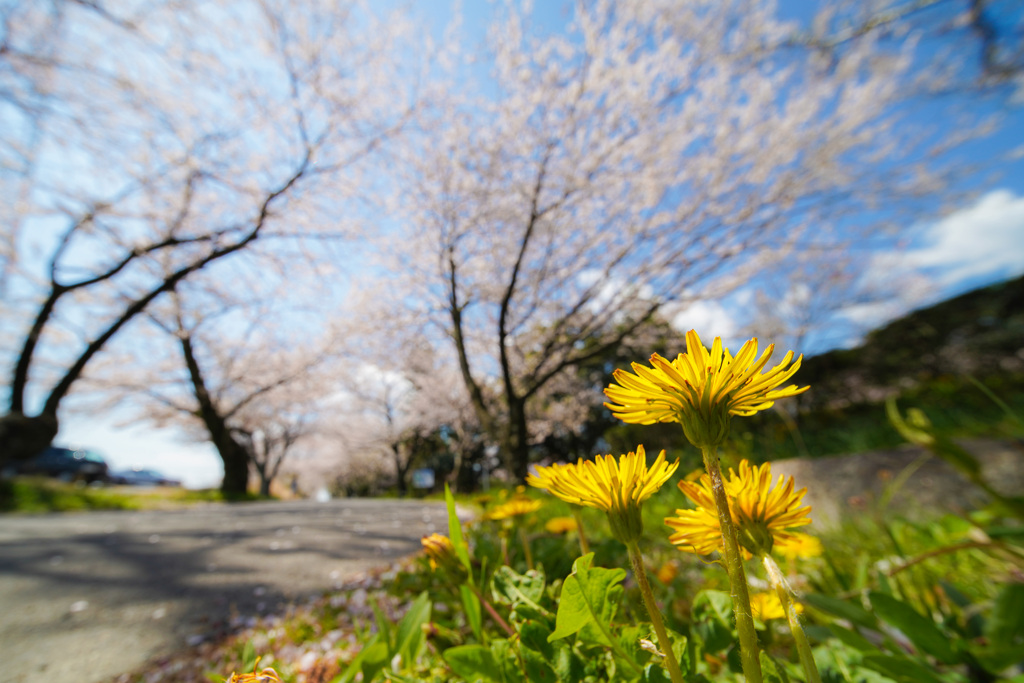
[220,439,251,496]
[392,443,408,497]
[505,398,531,482]
[178,331,251,496]
[0,412,59,468]
[452,442,483,493]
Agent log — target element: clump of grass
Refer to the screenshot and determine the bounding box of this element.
[0,476,143,513]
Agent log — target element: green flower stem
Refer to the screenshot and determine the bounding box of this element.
[518,525,534,570]
[701,445,763,683]
[572,507,590,556]
[761,553,821,683]
[627,540,686,683]
[471,585,515,637]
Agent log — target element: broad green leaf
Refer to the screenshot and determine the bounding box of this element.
[548,553,625,645]
[667,630,691,678]
[759,650,791,683]
[987,525,1024,540]
[986,582,1024,650]
[359,641,390,682]
[490,638,526,683]
[512,602,549,622]
[803,593,877,630]
[520,645,557,682]
[460,585,483,643]
[691,590,734,654]
[491,565,547,611]
[522,621,582,683]
[444,644,502,682]
[394,591,432,665]
[868,592,958,664]
[445,484,473,574]
[520,620,556,660]
[826,623,879,652]
[860,653,948,683]
[971,642,1024,675]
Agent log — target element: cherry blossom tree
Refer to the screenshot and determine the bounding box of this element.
[379,0,1012,481]
[85,286,342,494]
[0,0,414,469]
[321,332,479,495]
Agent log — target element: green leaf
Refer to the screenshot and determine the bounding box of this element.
[370,595,394,652]
[491,565,547,611]
[520,645,558,682]
[537,623,584,683]
[394,591,432,666]
[445,484,473,574]
[520,620,556,660]
[359,641,390,682]
[240,640,257,672]
[869,592,958,664]
[860,654,948,683]
[987,524,1024,540]
[803,593,877,630]
[460,585,483,643]
[986,582,1024,650]
[548,553,625,645]
[444,644,502,682]
[489,639,526,683]
[334,634,387,683]
[643,662,670,683]
[512,602,549,623]
[826,623,879,652]
[691,590,734,654]
[759,650,791,683]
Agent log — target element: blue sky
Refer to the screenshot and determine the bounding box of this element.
[45,0,1024,487]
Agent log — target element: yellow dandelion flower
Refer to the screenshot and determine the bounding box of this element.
[666,460,811,556]
[226,657,282,683]
[604,330,808,449]
[776,532,823,561]
[749,591,802,621]
[485,498,542,521]
[544,516,578,534]
[421,533,465,578]
[527,445,678,543]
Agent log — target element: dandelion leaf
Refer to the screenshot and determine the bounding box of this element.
[691,590,734,653]
[444,644,502,682]
[869,592,957,664]
[547,553,625,645]
[491,565,546,609]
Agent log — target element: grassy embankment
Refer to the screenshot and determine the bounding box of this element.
[0,478,263,513]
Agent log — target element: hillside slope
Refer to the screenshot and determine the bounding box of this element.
[797,274,1024,411]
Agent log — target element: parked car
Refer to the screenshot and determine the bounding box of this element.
[11,446,109,484]
[108,467,181,487]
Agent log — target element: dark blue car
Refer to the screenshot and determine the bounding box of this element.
[12,447,109,484]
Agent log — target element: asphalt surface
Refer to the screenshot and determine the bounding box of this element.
[0,498,450,683]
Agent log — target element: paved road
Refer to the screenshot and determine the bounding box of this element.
[0,498,449,683]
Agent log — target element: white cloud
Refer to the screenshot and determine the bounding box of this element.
[906,189,1024,286]
[842,189,1024,337]
[670,300,740,344]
